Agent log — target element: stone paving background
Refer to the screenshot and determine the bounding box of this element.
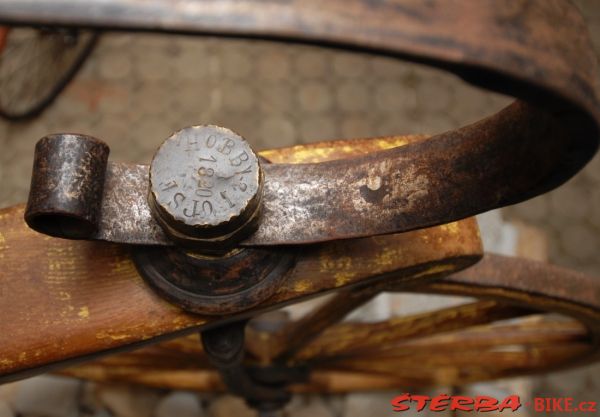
[0,1,599,416]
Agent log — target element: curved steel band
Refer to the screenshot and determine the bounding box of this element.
[423,254,600,362]
[13,0,600,246]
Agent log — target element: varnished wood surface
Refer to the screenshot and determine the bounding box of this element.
[294,300,534,361]
[59,253,600,390]
[271,288,380,361]
[60,316,593,390]
[0,136,482,382]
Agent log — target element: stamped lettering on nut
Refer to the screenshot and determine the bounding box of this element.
[149,125,261,231]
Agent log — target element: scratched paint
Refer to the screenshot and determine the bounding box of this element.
[0,358,14,372]
[110,255,136,275]
[335,271,357,287]
[0,231,7,259]
[440,222,460,235]
[319,255,352,272]
[58,291,71,301]
[78,306,90,319]
[293,280,312,293]
[96,331,131,341]
[374,247,401,268]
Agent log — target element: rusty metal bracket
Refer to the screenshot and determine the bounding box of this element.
[3,2,600,385]
[25,127,300,314]
[24,105,599,248]
[19,0,600,249]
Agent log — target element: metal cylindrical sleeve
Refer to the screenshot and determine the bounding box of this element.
[25,134,110,239]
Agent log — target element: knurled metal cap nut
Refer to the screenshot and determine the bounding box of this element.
[149,125,263,246]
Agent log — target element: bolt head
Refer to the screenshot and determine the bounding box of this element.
[149,125,263,248]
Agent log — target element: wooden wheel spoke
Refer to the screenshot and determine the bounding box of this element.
[295,300,535,361]
[248,254,478,363]
[371,317,591,355]
[52,256,600,392]
[330,343,592,370]
[323,342,592,383]
[268,287,381,362]
[62,365,224,392]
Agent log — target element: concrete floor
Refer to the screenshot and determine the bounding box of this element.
[0,0,598,415]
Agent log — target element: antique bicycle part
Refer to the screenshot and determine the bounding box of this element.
[0,0,599,414]
[0,25,98,120]
[1,135,599,413]
[0,135,484,380]
[59,254,600,393]
[2,0,599,247]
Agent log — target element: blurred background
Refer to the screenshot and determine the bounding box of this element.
[0,1,598,416]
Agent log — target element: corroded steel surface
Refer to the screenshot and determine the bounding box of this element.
[25,104,600,246]
[149,125,263,249]
[420,254,600,332]
[25,134,109,239]
[132,245,295,315]
[16,0,600,247]
[3,0,600,397]
[0,137,483,382]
